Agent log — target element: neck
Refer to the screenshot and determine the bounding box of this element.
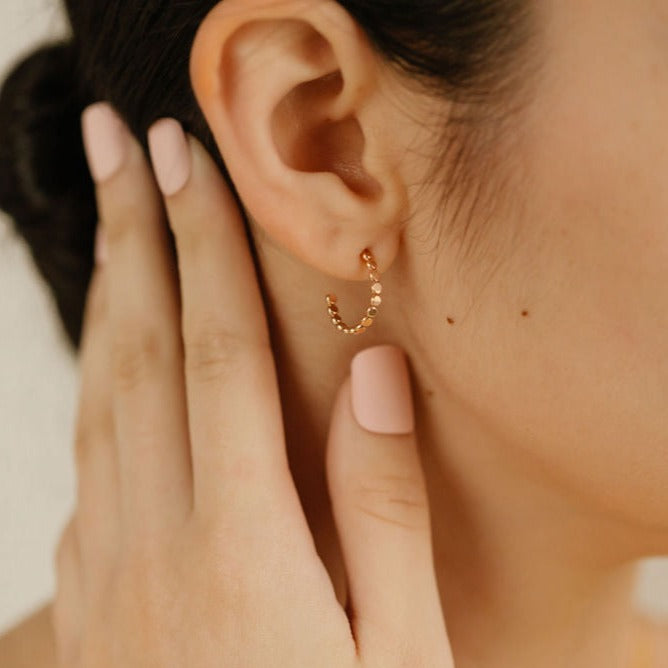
[417,385,643,667]
[254,233,652,668]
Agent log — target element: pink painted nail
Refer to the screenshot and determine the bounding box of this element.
[147,118,191,197]
[81,102,128,183]
[94,225,107,265]
[351,345,415,435]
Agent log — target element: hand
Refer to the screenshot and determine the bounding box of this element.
[51,104,454,667]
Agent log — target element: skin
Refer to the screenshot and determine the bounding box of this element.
[49,112,450,666]
[1,0,667,665]
[186,0,668,664]
[189,0,668,665]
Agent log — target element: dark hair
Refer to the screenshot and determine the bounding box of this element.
[0,0,540,352]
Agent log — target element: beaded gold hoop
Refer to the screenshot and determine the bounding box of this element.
[326,249,383,335]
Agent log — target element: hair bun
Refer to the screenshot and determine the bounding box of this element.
[0,41,98,350]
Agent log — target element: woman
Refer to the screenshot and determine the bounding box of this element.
[0,0,666,665]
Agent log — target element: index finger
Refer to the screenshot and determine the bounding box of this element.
[147,119,296,519]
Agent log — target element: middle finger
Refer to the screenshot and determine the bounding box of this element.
[147,119,298,523]
[73,262,120,586]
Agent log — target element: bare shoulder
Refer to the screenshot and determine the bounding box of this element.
[0,602,58,667]
[633,613,668,668]
[651,618,668,663]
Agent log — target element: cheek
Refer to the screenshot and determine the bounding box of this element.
[524,200,668,531]
[483,256,668,534]
[419,46,668,534]
[422,197,668,537]
[484,11,668,529]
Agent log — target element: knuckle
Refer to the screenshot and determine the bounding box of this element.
[391,642,431,668]
[73,429,92,471]
[189,513,263,600]
[363,619,435,668]
[353,473,430,533]
[73,426,102,472]
[103,200,143,247]
[184,320,269,384]
[111,326,167,392]
[115,544,174,619]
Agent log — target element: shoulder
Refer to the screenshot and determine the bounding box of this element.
[652,618,668,664]
[633,613,668,668]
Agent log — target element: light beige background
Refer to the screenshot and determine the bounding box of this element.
[1,0,667,637]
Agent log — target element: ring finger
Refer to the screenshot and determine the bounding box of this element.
[73,263,120,587]
[81,103,193,533]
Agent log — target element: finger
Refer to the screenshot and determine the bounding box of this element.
[326,345,453,665]
[72,250,120,587]
[147,119,297,521]
[52,516,84,667]
[82,103,192,531]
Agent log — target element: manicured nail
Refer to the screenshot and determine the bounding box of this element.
[147,118,191,196]
[94,225,107,266]
[351,345,415,435]
[81,102,128,183]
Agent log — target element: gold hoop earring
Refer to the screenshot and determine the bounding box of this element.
[326,249,383,335]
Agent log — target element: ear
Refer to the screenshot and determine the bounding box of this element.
[189,0,410,280]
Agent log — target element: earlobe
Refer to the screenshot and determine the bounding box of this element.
[189,0,408,280]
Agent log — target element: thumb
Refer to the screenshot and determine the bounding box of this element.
[326,345,451,664]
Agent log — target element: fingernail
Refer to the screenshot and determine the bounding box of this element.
[351,345,415,435]
[147,118,191,197]
[94,224,107,266]
[81,102,128,183]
